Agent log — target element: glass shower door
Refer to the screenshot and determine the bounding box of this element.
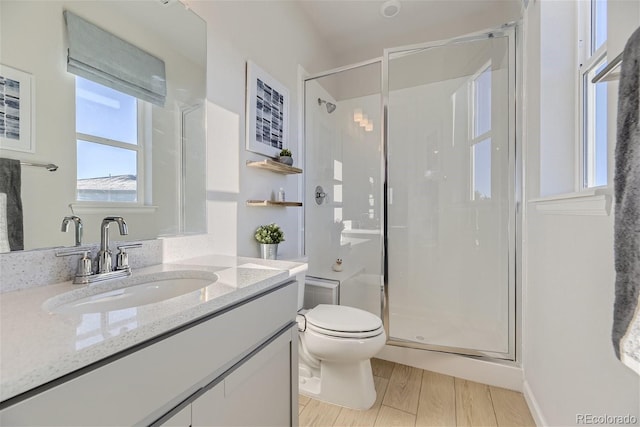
[384,30,516,359]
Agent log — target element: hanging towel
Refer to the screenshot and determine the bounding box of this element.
[0,193,10,253]
[613,25,640,375]
[0,158,23,251]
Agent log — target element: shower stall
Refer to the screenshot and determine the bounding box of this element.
[304,25,518,360]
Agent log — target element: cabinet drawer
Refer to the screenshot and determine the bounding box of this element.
[0,281,297,426]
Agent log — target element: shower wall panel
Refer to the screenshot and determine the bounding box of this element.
[304,64,383,317]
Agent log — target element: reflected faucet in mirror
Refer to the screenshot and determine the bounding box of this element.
[61,216,83,247]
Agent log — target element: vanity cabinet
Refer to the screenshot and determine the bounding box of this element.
[191,327,294,427]
[0,281,298,426]
[162,405,192,427]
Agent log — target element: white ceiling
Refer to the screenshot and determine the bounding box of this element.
[296,0,522,64]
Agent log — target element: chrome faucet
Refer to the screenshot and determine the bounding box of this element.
[56,216,141,285]
[96,216,128,274]
[61,215,83,246]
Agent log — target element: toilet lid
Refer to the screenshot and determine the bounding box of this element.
[305,304,383,333]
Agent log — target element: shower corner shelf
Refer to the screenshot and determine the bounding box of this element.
[246,200,303,207]
[246,159,303,175]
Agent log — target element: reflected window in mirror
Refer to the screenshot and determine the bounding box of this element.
[75,77,146,203]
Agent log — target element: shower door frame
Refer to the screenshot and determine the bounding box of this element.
[381,24,520,360]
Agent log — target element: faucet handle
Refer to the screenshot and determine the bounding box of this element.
[56,247,93,281]
[115,243,142,271]
[55,246,92,257]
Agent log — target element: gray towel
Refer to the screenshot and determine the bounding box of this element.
[613,25,640,370]
[0,158,23,251]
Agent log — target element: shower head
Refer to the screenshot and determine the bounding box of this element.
[318,98,337,114]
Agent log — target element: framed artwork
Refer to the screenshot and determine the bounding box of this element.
[0,64,35,153]
[245,61,288,157]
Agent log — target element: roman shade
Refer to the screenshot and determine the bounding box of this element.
[64,10,166,107]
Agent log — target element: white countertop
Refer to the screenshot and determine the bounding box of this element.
[0,254,307,403]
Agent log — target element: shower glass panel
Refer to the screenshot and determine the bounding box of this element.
[384,31,515,358]
[304,61,383,318]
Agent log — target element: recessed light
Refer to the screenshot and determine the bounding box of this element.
[380,0,401,18]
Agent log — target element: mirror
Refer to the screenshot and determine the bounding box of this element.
[0,0,207,251]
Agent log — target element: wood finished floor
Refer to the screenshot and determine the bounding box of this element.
[298,359,536,427]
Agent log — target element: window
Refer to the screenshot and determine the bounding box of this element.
[470,63,492,201]
[75,77,143,202]
[580,0,608,188]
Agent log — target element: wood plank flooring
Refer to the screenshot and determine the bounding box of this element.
[299,359,536,427]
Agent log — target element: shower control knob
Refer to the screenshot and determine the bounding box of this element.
[315,185,327,205]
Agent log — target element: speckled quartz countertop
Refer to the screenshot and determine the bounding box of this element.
[0,254,307,403]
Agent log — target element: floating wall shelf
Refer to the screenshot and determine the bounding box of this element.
[246,200,303,207]
[246,159,302,175]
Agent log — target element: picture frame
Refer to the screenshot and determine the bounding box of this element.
[245,61,289,158]
[0,64,35,153]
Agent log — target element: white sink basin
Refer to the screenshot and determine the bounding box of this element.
[44,270,220,315]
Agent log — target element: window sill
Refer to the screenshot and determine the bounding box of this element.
[70,203,158,215]
[528,188,612,216]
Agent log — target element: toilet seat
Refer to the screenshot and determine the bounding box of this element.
[305,304,384,339]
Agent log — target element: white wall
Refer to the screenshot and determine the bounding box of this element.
[522,1,640,425]
[189,0,336,258]
[537,0,577,197]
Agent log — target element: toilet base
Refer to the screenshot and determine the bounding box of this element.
[298,359,376,410]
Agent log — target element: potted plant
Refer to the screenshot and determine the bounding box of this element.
[277,148,293,166]
[254,223,285,259]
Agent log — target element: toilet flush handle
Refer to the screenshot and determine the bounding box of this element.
[297,313,307,332]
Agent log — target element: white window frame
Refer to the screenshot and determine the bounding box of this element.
[577,0,608,190]
[468,61,492,201]
[75,82,146,205]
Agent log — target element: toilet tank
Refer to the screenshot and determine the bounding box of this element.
[303,277,339,309]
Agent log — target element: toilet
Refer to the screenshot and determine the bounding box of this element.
[297,280,386,410]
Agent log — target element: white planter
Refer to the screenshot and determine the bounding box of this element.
[277,156,293,166]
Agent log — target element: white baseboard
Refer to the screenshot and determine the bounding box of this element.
[523,379,547,427]
[377,344,524,391]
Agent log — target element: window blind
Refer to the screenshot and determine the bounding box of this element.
[64,10,166,107]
